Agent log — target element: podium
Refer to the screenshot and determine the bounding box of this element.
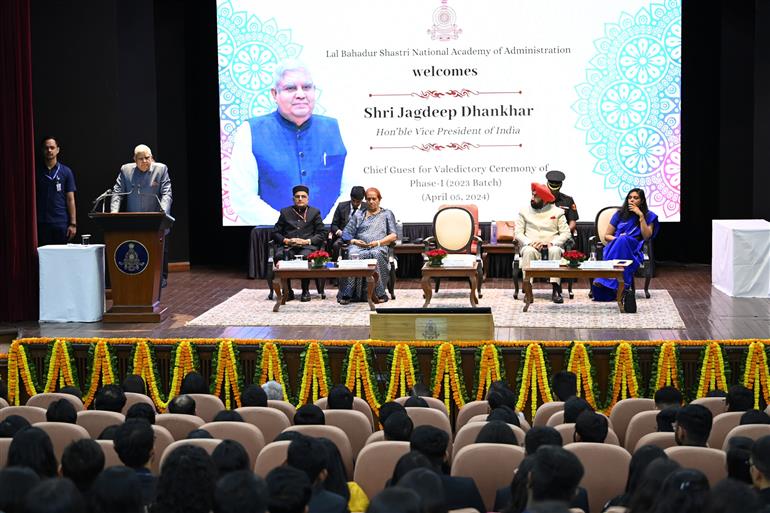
[89,212,174,322]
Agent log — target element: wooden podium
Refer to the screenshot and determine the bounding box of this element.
[89,212,174,322]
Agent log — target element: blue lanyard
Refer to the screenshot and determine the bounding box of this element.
[44,164,60,182]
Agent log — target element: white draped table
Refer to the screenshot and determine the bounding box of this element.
[712,219,770,297]
[38,244,105,322]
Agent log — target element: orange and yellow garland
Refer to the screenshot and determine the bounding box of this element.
[344,343,381,415]
[475,344,504,401]
[742,341,770,409]
[256,342,292,402]
[295,342,330,407]
[43,340,78,393]
[515,343,554,419]
[605,342,641,412]
[385,344,419,402]
[694,342,729,398]
[7,341,39,405]
[211,340,242,410]
[82,341,117,408]
[651,341,681,391]
[566,342,598,409]
[431,342,467,411]
[131,340,197,411]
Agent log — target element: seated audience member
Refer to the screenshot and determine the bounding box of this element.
[654,385,683,410]
[651,469,710,513]
[488,383,518,411]
[563,396,593,423]
[25,478,85,513]
[409,383,432,397]
[212,410,244,422]
[525,446,585,511]
[318,437,369,512]
[122,374,147,394]
[475,420,518,445]
[61,438,105,495]
[0,467,40,513]
[328,384,354,410]
[603,445,667,509]
[704,478,765,513]
[551,371,577,402]
[91,466,145,513]
[126,402,156,424]
[330,186,366,261]
[167,394,196,415]
[262,380,284,401]
[114,419,157,506]
[390,451,434,486]
[7,426,58,478]
[266,466,313,513]
[94,384,127,412]
[674,404,712,447]
[573,410,608,443]
[726,436,754,484]
[397,467,448,513]
[294,404,326,425]
[274,430,305,443]
[404,396,429,408]
[153,444,217,513]
[59,385,83,400]
[0,415,30,438]
[742,409,770,425]
[287,436,347,513]
[98,425,120,440]
[212,439,250,476]
[187,429,213,439]
[384,411,414,442]
[706,389,727,397]
[214,470,268,513]
[501,454,536,513]
[410,425,485,513]
[727,384,756,412]
[626,458,681,513]
[367,487,421,513]
[378,401,407,427]
[180,371,209,394]
[751,435,770,505]
[488,405,521,426]
[656,407,678,432]
[524,426,563,456]
[241,384,268,407]
[45,398,77,423]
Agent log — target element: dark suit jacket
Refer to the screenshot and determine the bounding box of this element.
[331,200,362,235]
[134,468,157,506]
[440,474,486,513]
[308,486,349,513]
[495,484,590,513]
[272,205,326,248]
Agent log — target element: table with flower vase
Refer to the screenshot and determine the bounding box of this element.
[420,262,479,308]
[521,263,629,313]
[272,265,380,312]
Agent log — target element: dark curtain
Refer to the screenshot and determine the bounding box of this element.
[0,0,38,321]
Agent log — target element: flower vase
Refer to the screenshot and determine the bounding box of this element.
[429,258,444,267]
[311,259,327,269]
[567,260,581,268]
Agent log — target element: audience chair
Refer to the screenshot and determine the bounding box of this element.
[519,417,531,431]
[565,443,631,513]
[200,421,265,469]
[34,422,90,460]
[284,424,354,479]
[466,413,489,424]
[395,396,449,417]
[122,392,156,415]
[76,410,125,438]
[533,401,564,427]
[0,398,8,409]
[633,432,677,453]
[664,446,726,486]
[155,413,205,440]
[365,430,385,445]
[609,398,655,447]
[27,392,84,412]
[0,438,11,468]
[159,438,222,471]
[0,405,47,424]
[254,440,291,478]
[266,240,327,300]
[151,424,175,474]
[707,411,743,449]
[323,409,373,458]
[623,410,660,451]
[451,443,526,512]
[235,406,291,442]
[315,396,376,430]
[353,441,411,499]
[455,401,490,433]
[546,410,565,427]
[184,394,225,423]
[555,423,620,446]
[267,400,296,424]
[448,509,480,513]
[689,397,727,418]
[404,406,452,436]
[96,439,123,468]
[452,421,526,461]
[722,424,770,451]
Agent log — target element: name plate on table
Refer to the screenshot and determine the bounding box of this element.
[529,260,560,269]
[337,259,377,269]
[579,261,615,270]
[441,255,477,267]
[276,260,308,269]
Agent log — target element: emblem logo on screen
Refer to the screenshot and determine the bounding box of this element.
[416,318,447,340]
[115,240,149,275]
[429,0,461,41]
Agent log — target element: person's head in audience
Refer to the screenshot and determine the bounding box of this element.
[675,404,712,447]
[654,386,683,410]
[0,467,40,513]
[367,488,421,513]
[212,439,250,475]
[563,396,593,423]
[379,401,406,426]
[273,430,305,443]
[114,418,154,469]
[122,374,147,394]
[213,410,244,422]
[262,380,284,401]
[404,396,429,408]
[7,426,57,478]
[180,371,208,395]
[397,467,448,513]
[126,402,156,424]
[241,384,268,407]
[488,380,514,396]
[727,385,756,412]
[656,407,678,432]
[488,387,517,411]
[187,428,213,439]
[741,409,770,425]
[318,437,351,502]
[266,466,312,513]
[528,446,584,507]
[409,383,432,397]
[90,466,144,513]
[551,371,577,402]
[384,411,414,442]
[0,415,30,438]
[24,478,85,513]
[502,454,536,513]
[726,436,754,484]
[98,424,120,440]
[390,450,433,486]
[706,389,727,397]
[59,385,83,400]
[214,470,268,513]
[61,438,105,493]
[154,444,217,513]
[46,399,77,424]
[627,458,681,513]
[410,425,449,471]
[528,502,572,513]
[328,384,354,409]
[704,478,765,513]
[622,445,667,503]
[573,410,608,443]
[294,404,325,425]
[287,435,329,485]
[524,426,562,455]
[94,384,127,412]
[750,435,770,490]
[651,468,709,513]
[487,404,520,426]
[168,394,196,415]
[475,420,518,445]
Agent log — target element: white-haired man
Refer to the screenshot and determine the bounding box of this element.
[228,60,347,225]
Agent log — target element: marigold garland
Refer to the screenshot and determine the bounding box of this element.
[474,344,505,401]
[649,341,683,397]
[341,343,382,414]
[296,342,331,407]
[741,341,770,409]
[693,342,730,399]
[565,342,598,409]
[210,340,243,409]
[7,342,40,405]
[605,342,642,412]
[42,340,79,393]
[82,341,118,408]
[430,342,468,411]
[255,342,293,403]
[385,344,420,402]
[515,343,554,419]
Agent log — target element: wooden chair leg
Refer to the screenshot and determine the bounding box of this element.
[476,267,483,298]
[389,267,396,300]
[512,261,520,299]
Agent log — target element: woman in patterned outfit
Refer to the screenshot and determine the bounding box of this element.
[337,187,397,305]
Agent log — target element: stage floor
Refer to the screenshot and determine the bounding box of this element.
[6,263,770,342]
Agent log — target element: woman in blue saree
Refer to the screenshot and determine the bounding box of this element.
[592,188,659,301]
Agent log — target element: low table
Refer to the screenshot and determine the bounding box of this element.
[481,242,517,279]
[420,262,479,308]
[272,266,379,312]
[522,264,628,313]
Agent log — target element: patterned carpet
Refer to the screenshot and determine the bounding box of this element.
[186,288,685,329]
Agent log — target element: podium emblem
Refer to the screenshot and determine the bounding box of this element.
[115,240,149,275]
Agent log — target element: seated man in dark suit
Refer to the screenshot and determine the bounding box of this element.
[330,186,365,261]
[286,435,348,513]
[272,184,327,302]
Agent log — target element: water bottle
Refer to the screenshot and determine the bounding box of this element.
[490,220,497,244]
[589,250,597,261]
[396,219,403,242]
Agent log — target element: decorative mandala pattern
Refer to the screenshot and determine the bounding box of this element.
[574,0,681,219]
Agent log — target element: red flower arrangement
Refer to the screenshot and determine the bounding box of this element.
[308,250,331,267]
[425,249,448,258]
[563,250,587,266]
